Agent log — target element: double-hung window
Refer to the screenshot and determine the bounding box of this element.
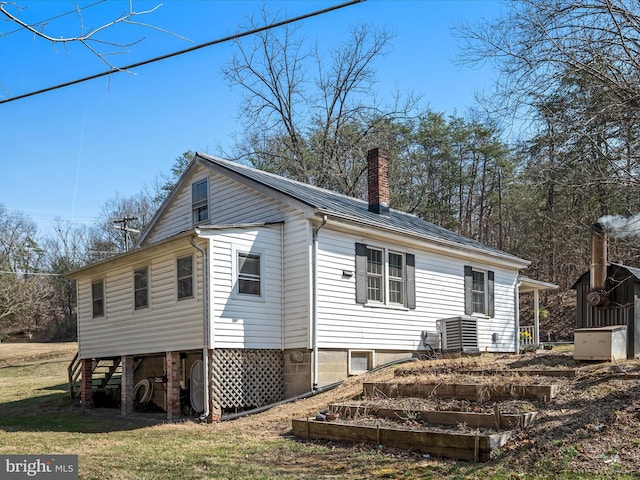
[177,255,194,300]
[472,270,485,314]
[237,252,261,296]
[464,266,495,317]
[134,266,149,309]
[356,243,415,308]
[388,252,404,305]
[92,280,104,318]
[366,248,384,302]
[192,179,209,225]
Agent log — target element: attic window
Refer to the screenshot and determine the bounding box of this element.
[192,179,209,225]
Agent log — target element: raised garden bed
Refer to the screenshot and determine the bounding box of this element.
[291,417,514,462]
[420,369,577,378]
[363,382,559,402]
[328,402,537,430]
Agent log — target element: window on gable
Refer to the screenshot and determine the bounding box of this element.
[356,243,415,309]
[237,252,261,296]
[134,266,149,310]
[92,280,104,318]
[177,255,194,300]
[464,266,495,317]
[192,179,209,225]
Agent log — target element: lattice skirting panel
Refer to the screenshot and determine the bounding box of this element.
[210,349,284,410]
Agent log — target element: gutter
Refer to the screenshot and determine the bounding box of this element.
[311,215,328,389]
[190,235,211,421]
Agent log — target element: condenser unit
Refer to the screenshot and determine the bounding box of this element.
[437,316,479,353]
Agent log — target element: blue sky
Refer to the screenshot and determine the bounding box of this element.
[1,0,504,236]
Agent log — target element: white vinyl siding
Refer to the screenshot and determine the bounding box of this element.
[76,245,204,359]
[140,166,311,348]
[205,226,283,349]
[316,229,518,353]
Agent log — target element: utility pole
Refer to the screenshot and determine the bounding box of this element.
[112,216,140,252]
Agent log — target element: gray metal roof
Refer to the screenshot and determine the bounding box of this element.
[197,153,528,265]
[611,263,640,281]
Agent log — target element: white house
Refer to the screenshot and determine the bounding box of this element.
[67,149,532,421]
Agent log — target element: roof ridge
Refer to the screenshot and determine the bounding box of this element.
[197,152,423,216]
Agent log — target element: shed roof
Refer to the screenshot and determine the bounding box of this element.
[571,262,640,289]
[196,153,528,266]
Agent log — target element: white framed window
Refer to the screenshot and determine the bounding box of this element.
[366,247,384,302]
[238,252,261,296]
[464,266,495,317]
[177,255,194,300]
[388,251,404,305]
[134,266,149,310]
[192,178,209,225]
[356,243,414,308]
[472,270,486,315]
[91,279,104,318]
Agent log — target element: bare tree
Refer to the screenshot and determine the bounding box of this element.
[458,0,640,126]
[0,205,51,338]
[0,1,184,70]
[223,8,418,197]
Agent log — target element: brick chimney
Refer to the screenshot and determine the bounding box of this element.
[367,148,390,215]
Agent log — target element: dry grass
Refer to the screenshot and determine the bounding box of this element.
[2,344,640,479]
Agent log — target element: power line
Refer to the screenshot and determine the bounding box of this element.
[0,0,365,105]
[1,0,106,36]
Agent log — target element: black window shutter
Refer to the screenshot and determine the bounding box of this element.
[464,265,473,315]
[488,270,495,318]
[406,253,416,309]
[355,243,368,304]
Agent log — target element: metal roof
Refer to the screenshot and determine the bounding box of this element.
[197,153,528,266]
[519,276,559,293]
[611,263,640,281]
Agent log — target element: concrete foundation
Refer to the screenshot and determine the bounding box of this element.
[283,349,312,397]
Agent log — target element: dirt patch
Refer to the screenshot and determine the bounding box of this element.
[235,349,640,476]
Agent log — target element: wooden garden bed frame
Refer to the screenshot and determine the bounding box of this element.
[291,418,514,462]
[363,382,559,401]
[328,403,538,430]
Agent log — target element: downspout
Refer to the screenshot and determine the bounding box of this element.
[311,215,328,389]
[190,235,210,421]
[515,280,521,355]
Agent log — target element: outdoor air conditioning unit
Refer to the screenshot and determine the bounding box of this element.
[437,316,479,353]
